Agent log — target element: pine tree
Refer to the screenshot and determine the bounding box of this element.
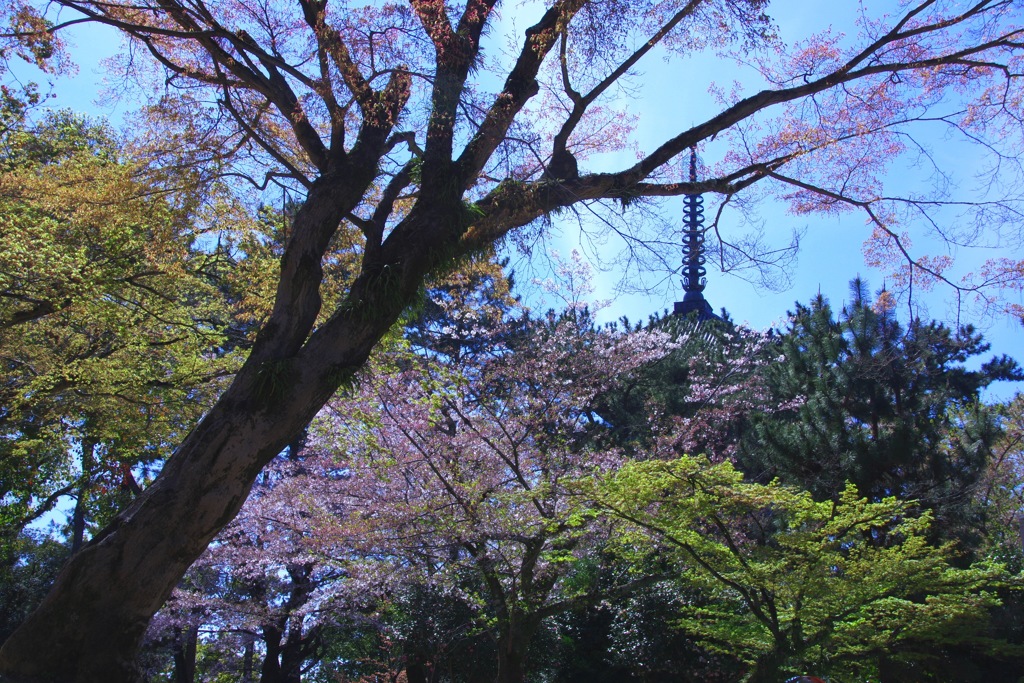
[739,279,1020,546]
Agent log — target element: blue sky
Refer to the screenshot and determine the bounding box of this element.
[12,2,1021,398]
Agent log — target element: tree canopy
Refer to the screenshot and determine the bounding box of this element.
[595,456,1018,682]
[2,1,1024,680]
[0,108,241,547]
[736,279,1021,543]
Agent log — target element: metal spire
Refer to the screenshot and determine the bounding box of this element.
[674,149,718,321]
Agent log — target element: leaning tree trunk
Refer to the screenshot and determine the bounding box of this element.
[0,367,362,682]
[0,12,558,674]
[0,180,466,682]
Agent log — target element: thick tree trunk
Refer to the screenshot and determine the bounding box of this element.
[262,568,316,683]
[0,290,405,683]
[0,405,307,681]
[0,167,453,681]
[0,366,378,680]
[277,639,304,683]
[496,650,527,683]
[496,645,528,683]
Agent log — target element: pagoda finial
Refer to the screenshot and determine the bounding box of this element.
[673,147,718,321]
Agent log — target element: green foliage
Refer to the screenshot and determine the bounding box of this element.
[737,280,1019,548]
[0,110,242,543]
[0,531,69,645]
[251,358,294,408]
[595,456,1019,682]
[136,270,1023,680]
[0,109,117,168]
[977,395,1024,568]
